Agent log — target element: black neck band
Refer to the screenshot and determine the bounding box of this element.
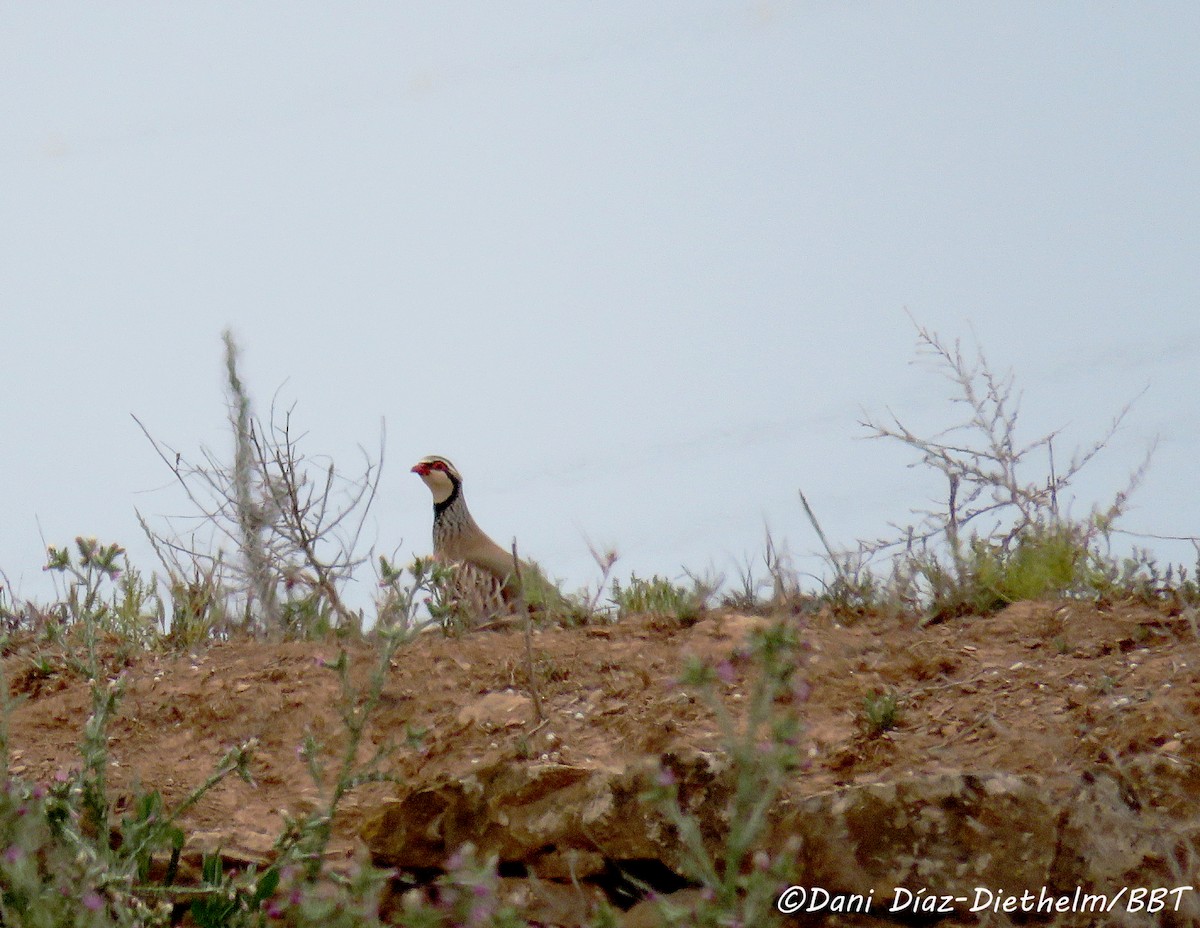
[433,480,460,518]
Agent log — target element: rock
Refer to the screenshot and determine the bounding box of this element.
[494,877,609,928]
[528,847,607,881]
[362,754,728,876]
[455,690,530,730]
[185,828,274,866]
[681,614,771,665]
[362,755,1200,926]
[621,889,710,928]
[1052,769,1199,894]
[363,756,1055,898]
[783,772,1056,901]
[379,874,608,928]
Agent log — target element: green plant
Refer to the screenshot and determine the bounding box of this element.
[806,317,1166,618]
[1,539,495,926]
[108,568,167,644]
[391,844,527,928]
[2,775,133,927]
[1,536,536,926]
[0,644,255,927]
[983,522,1088,601]
[610,573,710,624]
[44,538,126,667]
[281,628,411,881]
[184,853,276,927]
[39,538,159,677]
[166,570,223,648]
[860,690,901,736]
[379,554,482,635]
[914,520,1099,619]
[0,541,265,926]
[640,621,805,926]
[1086,541,1200,608]
[404,542,611,634]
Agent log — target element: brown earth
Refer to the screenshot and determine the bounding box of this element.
[3,600,1199,925]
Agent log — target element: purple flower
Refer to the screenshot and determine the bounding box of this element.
[81,890,104,912]
[31,783,47,800]
[656,767,677,788]
[715,660,735,684]
[468,900,494,926]
[3,845,22,865]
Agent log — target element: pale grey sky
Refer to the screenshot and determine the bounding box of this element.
[3,3,1197,608]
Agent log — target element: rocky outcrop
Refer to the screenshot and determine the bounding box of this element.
[363,755,1200,926]
[362,756,700,878]
[784,772,1057,903]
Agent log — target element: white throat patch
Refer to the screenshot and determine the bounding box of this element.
[420,469,456,504]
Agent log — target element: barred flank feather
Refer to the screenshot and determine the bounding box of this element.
[432,488,522,598]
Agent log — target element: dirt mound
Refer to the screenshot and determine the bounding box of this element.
[4,602,1199,925]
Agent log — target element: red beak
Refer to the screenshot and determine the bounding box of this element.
[411,463,430,476]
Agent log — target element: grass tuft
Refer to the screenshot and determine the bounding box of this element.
[610,573,711,625]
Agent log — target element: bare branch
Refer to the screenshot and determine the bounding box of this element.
[135,334,386,637]
[839,316,1156,608]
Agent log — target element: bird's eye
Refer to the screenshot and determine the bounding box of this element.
[430,461,445,471]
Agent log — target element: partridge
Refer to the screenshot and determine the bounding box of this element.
[411,455,524,600]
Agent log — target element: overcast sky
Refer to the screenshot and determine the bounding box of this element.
[3,3,1197,611]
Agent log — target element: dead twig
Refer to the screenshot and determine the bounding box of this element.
[135,331,384,636]
[512,540,545,725]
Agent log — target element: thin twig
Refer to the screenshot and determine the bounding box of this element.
[1112,529,1200,543]
[798,489,843,584]
[512,540,544,725]
[135,336,386,636]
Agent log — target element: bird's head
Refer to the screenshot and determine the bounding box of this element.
[411,455,461,504]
